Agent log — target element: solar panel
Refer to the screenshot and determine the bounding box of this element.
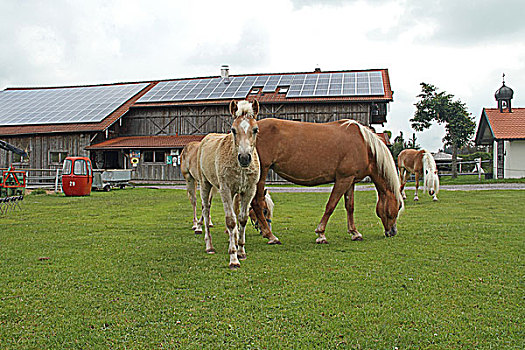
[138,71,385,102]
[0,83,148,126]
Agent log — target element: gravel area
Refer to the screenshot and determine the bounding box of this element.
[146,183,525,192]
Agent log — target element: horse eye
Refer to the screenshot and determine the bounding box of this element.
[253,127,259,134]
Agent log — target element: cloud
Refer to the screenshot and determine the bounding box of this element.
[372,0,525,45]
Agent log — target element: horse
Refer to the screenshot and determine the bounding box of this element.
[234,188,274,234]
[197,100,260,269]
[180,141,214,233]
[397,149,439,201]
[250,118,404,245]
[182,141,272,234]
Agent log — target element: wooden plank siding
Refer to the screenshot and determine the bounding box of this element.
[0,133,92,170]
[116,102,371,182]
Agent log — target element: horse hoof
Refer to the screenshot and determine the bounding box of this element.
[414,198,419,202]
[206,248,216,254]
[316,238,329,244]
[194,230,202,235]
[229,263,240,270]
[237,253,247,260]
[351,235,363,241]
[267,238,281,245]
[433,198,438,202]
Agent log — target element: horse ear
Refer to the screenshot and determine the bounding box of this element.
[251,99,259,117]
[229,100,238,116]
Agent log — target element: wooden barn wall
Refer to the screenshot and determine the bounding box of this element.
[0,133,92,169]
[116,102,371,182]
[122,102,370,137]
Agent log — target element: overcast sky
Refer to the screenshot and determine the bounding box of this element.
[1,0,524,152]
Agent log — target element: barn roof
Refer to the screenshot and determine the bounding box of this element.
[85,135,205,150]
[0,68,392,136]
[475,108,525,144]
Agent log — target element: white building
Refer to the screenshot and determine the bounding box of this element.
[475,77,525,179]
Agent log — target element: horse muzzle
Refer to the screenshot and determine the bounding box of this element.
[238,153,252,168]
[384,224,397,238]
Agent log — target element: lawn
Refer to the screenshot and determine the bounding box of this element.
[0,188,523,349]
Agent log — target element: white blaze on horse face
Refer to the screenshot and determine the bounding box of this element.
[240,119,250,134]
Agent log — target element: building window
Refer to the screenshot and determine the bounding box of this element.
[12,153,29,164]
[50,151,68,164]
[143,150,166,163]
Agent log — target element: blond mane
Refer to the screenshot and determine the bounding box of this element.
[342,120,404,212]
[236,100,254,117]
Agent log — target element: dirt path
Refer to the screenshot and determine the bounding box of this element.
[148,183,525,192]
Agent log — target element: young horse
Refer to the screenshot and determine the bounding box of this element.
[197,100,260,269]
[398,149,439,201]
[250,118,404,245]
[180,141,214,233]
[182,141,271,234]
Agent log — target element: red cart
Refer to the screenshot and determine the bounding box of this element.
[61,156,93,196]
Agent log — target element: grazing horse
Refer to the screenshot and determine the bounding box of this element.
[180,141,214,233]
[251,118,404,245]
[398,149,439,201]
[197,100,260,269]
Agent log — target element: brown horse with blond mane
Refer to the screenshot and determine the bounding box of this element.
[250,118,404,245]
[397,148,439,201]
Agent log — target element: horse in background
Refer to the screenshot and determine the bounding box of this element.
[250,118,404,245]
[180,141,214,233]
[197,100,260,269]
[397,149,439,201]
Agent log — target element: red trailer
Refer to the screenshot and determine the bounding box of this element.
[61,156,93,196]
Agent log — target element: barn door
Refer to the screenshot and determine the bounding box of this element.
[497,140,504,179]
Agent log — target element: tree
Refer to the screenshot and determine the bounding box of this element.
[411,83,476,178]
[389,131,406,160]
[388,131,420,161]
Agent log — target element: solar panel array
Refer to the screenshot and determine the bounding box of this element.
[0,83,148,126]
[138,71,385,103]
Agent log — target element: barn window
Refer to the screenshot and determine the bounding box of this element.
[12,152,29,164]
[50,151,68,164]
[143,150,166,163]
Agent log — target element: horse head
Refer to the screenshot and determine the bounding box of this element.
[229,100,259,168]
[376,189,403,237]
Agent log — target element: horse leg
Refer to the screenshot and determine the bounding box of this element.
[399,167,407,199]
[414,172,420,201]
[344,181,362,241]
[220,189,240,269]
[251,170,281,244]
[315,178,353,244]
[208,187,216,227]
[186,177,201,233]
[200,181,215,254]
[236,193,253,261]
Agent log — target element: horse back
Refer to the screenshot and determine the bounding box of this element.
[398,148,425,173]
[256,118,369,185]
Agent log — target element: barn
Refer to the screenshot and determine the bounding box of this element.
[0,67,393,182]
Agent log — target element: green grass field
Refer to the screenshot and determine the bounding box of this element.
[1,188,523,349]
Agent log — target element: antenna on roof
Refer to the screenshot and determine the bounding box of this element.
[221,65,230,84]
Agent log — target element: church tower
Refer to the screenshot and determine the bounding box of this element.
[494,73,514,113]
